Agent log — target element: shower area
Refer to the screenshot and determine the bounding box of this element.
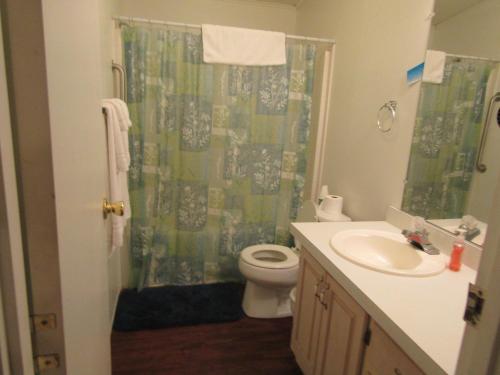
[113,19,334,291]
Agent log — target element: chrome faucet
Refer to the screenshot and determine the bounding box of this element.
[455,215,481,242]
[402,217,440,255]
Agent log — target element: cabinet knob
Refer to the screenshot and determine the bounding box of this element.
[394,368,403,375]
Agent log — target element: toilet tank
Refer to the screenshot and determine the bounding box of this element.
[295,200,351,222]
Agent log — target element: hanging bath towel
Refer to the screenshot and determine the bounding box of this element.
[102,100,131,249]
[202,24,286,66]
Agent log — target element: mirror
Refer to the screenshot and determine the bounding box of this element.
[402,0,500,246]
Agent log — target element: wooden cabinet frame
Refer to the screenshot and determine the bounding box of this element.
[291,250,368,375]
[292,247,424,375]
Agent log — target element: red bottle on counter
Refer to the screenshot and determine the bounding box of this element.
[449,230,465,271]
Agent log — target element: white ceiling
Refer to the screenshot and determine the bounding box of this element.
[433,0,485,24]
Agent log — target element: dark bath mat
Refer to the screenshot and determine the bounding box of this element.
[113,282,245,331]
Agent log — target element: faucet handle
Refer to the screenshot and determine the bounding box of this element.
[461,215,478,230]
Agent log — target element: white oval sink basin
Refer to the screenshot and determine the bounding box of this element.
[330,229,446,277]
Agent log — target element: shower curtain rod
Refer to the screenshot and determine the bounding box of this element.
[447,52,499,63]
[112,16,336,45]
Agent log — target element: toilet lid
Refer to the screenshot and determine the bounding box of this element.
[240,244,299,269]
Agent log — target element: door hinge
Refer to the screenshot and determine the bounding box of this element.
[363,327,372,346]
[31,313,57,331]
[464,283,484,326]
[35,354,60,372]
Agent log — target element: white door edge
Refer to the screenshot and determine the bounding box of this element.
[456,173,500,374]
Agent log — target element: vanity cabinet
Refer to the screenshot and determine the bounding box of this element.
[362,321,424,375]
[292,248,425,375]
[291,250,368,375]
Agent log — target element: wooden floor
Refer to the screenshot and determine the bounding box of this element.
[111,316,302,375]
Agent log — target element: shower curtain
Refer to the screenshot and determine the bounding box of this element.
[122,24,317,288]
[402,57,497,219]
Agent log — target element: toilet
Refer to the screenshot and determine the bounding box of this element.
[238,200,351,318]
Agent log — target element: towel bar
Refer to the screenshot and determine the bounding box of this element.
[112,61,127,101]
[377,100,397,133]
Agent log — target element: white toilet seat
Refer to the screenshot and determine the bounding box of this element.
[240,244,298,270]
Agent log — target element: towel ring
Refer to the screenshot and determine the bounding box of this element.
[377,100,397,133]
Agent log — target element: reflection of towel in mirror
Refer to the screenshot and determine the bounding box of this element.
[423,50,446,84]
[102,100,132,249]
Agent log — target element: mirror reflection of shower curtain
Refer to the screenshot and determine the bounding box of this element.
[402,56,499,219]
[121,23,320,288]
[467,66,500,222]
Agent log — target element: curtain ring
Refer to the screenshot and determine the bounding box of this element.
[377,100,397,133]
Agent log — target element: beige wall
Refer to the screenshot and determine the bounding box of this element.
[117,0,297,33]
[430,0,500,61]
[296,0,434,220]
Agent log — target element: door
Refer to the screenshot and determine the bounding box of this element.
[291,249,326,374]
[2,0,114,373]
[456,173,500,374]
[315,274,368,375]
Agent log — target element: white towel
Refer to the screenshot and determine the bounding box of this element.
[423,50,446,84]
[102,101,132,249]
[202,24,286,66]
[103,99,131,172]
[111,99,132,131]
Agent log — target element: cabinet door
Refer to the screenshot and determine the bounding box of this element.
[315,274,368,375]
[291,250,326,375]
[362,321,424,375]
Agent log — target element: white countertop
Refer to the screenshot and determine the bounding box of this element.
[290,221,477,375]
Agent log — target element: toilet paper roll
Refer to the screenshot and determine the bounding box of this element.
[319,195,343,217]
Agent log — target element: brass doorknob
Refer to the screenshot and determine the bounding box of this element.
[103,199,124,218]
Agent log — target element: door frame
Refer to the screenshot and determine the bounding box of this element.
[0,6,34,373]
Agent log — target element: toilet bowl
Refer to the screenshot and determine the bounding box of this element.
[239,244,299,318]
[238,200,351,319]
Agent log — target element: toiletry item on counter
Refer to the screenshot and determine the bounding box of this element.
[449,230,465,272]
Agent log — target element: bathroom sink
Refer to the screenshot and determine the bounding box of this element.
[330,229,446,277]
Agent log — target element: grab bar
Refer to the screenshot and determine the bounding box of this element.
[476,92,500,173]
[112,61,127,101]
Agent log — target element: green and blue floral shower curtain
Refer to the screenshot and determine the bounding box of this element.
[123,24,317,288]
[402,57,497,219]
